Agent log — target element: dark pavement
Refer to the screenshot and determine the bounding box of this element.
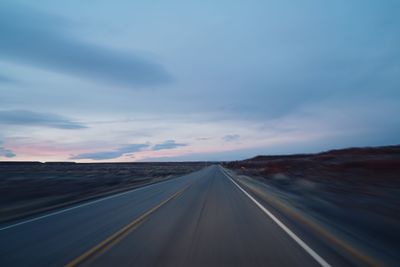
[0,165,347,267]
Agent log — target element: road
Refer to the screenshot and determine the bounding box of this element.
[0,165,353,267]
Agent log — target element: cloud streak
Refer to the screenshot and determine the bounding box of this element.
[0,73,14,83]
[223,134,240,142]
[0,2,172,88]
[0,141,16,158]
[152,140,187,151]
[70,144,149,160]
[0,110,87,129]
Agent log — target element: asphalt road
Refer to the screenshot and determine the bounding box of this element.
[0,165,353,267]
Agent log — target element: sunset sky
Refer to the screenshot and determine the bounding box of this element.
[1,0,399,162]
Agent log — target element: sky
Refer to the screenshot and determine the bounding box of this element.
[1,0,399,162]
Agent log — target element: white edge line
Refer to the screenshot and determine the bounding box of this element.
[0,177,180,231]
[220,166,331,267]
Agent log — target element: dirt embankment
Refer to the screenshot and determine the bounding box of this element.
[223,145,400,266]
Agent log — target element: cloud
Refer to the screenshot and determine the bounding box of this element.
[70,143,149,160]
[1,1,399,162]
[0,141,16,158]
[0,3,172,88]
[152,140,187,151]
[0,73,14,83]
[223,134,240,142]
[196,137,211,141]
[0,110,87,129]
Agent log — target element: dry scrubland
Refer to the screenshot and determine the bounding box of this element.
[0,162,209,223]
[223,145,400,265]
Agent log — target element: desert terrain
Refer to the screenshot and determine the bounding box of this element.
[223,145,400,265]
[0,162,209,223]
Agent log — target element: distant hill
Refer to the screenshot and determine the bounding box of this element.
[224,145,400,182]
[242,145,400,162]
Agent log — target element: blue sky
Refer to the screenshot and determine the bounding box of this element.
[1,0,399,161]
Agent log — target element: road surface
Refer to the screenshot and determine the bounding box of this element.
[0,165,354,266]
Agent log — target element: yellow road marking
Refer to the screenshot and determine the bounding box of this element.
[65,184,191,267]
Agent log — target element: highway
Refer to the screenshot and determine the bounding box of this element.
[0,165,354,267]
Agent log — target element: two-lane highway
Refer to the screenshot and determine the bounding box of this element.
[1,165,352,267]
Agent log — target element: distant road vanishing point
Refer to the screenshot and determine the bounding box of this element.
[0,165,356,267]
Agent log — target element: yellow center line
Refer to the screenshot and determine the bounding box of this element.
[65,183,192,267]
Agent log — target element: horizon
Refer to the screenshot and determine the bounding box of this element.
[1,144,398,163]
[1,0,400,162]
